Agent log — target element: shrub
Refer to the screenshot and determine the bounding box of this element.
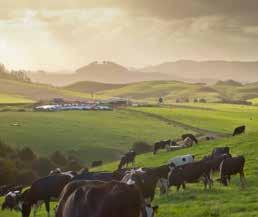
[132,141,152,154]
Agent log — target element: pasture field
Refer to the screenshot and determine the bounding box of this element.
[130,103,258,134]
[1,132,257,217]
[0,109,190,163]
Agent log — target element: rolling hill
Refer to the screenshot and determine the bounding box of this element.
[65,80,258,103]
[28,61,172,86]
[0,78,92,103]
[141,60,258,83]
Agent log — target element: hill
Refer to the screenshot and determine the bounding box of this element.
[28,61,172,86]
[141,60,258,83]
[66,80,258,104]
[0,78,92,103]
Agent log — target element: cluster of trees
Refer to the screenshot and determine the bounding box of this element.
[0,140,83,186]
[0,63,31,82]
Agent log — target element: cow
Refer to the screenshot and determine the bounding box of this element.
[121,166,168,202]
[168,154,195,167]
[232,125,245,136]
[168,160,212,191]
[153,140,171,154]
[181,134,198,144]
[118,150,136,169]
[218,156,246,188]
[211,147,230,158]
[56,180,158,217]
[21,174,71,217]
[182,137,194,147]
[1,191,22,211]
[91,160,103,167]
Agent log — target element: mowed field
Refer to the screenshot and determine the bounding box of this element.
[1,103,258,217]
[0,109,190,163]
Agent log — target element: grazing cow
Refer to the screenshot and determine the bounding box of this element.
[153,140,171,154]
[181,134,198,144]
[121,166,167,202]
[21,174,71,217]
[211,147,230,158]
[118,150,136,169]
[168,154,195,167]
[168,160,212,191]
[56,180,158,217]
[91,160,103,167]
[232,125,245,136]
[218,156,246,188]
[182,137,194,147]
[1,191,22,211]
[0,185,25,197]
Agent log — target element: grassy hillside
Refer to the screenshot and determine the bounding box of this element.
[0,78,91,102]
[97,133,258,217]
[0,109,190,163]
[66,80,258,104]
[0,93,34,104]
[1,133,257,217]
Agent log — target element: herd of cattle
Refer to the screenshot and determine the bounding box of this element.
[0,125,246,217]
[1,144,246,217]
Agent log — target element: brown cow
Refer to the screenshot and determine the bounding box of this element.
[56,180,158,217]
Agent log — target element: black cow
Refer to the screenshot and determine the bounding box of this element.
[56,180,158,217]
[153,140,171,154]
[1,191,22,211]
[21,174,71,217]
[168,160,212,191]
[121,166,168,202]
[91,160,103,167]
[118,150,136,169]
[233,125,245,136]
[181,134,198,144]
[218,156,246,188]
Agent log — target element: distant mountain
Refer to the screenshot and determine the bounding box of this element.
[28,61,175,86]
[140,60,258,83]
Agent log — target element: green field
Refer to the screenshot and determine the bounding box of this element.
[130,103,258,134]
[1,103,258,217]
[1,133,257,217]
[0,109,190,163]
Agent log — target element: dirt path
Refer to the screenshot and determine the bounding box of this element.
[127,108,230,139]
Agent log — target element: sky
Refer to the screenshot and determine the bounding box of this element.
[1,0,258,71]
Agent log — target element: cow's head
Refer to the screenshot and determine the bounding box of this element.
[1,191,22,211]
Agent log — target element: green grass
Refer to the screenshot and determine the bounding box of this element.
[0,109,190,163]
[0,94,34,104]
[96,132,258,217]
[130,104,258,134]
[1,133,257,217]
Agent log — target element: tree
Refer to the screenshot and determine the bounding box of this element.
[19,147,37,161]
[33,157,55,177]
[50,151,67,167]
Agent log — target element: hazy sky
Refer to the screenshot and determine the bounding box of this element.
[1,0,258,71]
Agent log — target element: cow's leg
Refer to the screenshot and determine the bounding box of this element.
[240,172,247,189]
[44,200,50,217]
[176,185,180,191]
[33,205,38,217]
